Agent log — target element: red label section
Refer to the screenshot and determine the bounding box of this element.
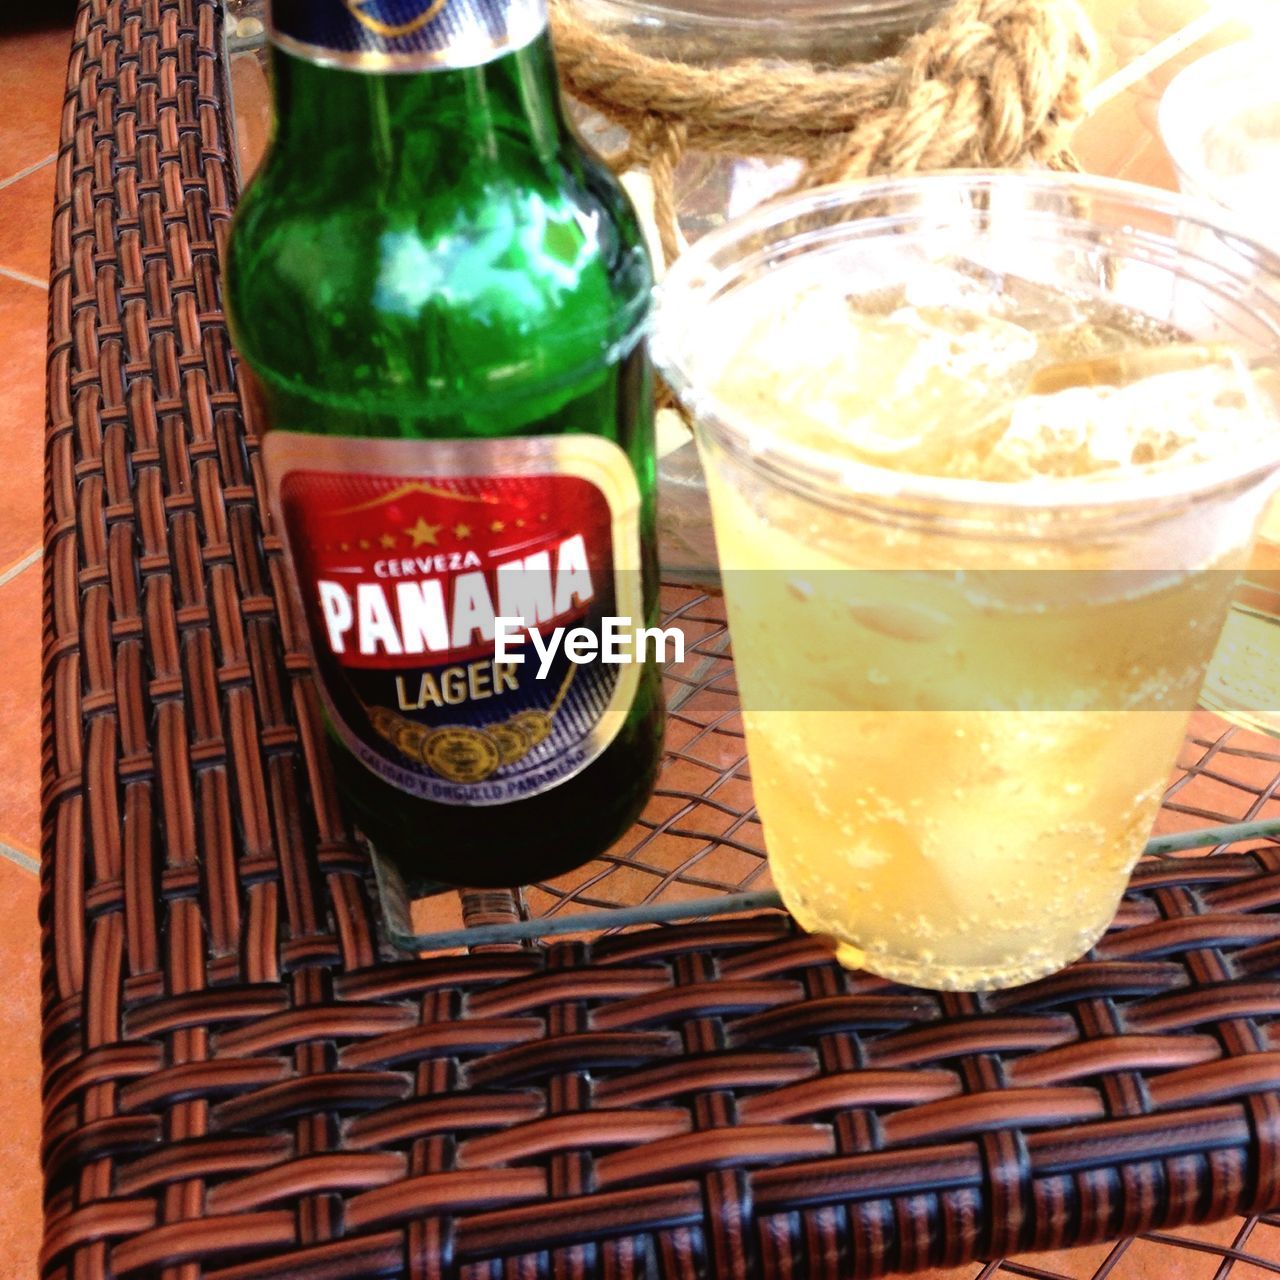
[269,444,638,808]
[279,469,613,668]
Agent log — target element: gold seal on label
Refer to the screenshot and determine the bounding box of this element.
[368,706,401,742]
[490,722,531,767]
[393,718,431,763]
[509,710,553,749]
[423,727,501,784]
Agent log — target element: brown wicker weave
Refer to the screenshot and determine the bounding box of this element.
[38,2,1280,1277]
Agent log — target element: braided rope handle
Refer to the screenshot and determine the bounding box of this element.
[551,0,1099,263]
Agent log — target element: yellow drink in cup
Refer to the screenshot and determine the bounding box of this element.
[655,175,1280,991]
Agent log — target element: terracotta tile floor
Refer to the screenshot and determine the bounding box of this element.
[0,18,65,1280]
[6,4,1280,1280]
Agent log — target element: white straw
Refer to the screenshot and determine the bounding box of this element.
[1083,1,1252,116]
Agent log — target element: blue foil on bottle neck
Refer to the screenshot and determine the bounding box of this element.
[269,0,548,71]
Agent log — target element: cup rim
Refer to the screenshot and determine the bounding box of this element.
[653,169,1280,520]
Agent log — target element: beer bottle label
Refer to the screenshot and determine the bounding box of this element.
[264,432,644,807]
[269,0,546,71]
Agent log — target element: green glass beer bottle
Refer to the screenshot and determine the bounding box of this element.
[225,0,663,893]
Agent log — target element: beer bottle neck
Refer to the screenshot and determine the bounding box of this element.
[266,0,570,172]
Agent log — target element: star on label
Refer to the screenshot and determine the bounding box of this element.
[379,533,397,550]
[406,518,442,548]
[454,523,472,540]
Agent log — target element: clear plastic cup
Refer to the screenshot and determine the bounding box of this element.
[653,172,1280,991]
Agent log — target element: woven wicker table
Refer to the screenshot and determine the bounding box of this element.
[38,2,1280,1277]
